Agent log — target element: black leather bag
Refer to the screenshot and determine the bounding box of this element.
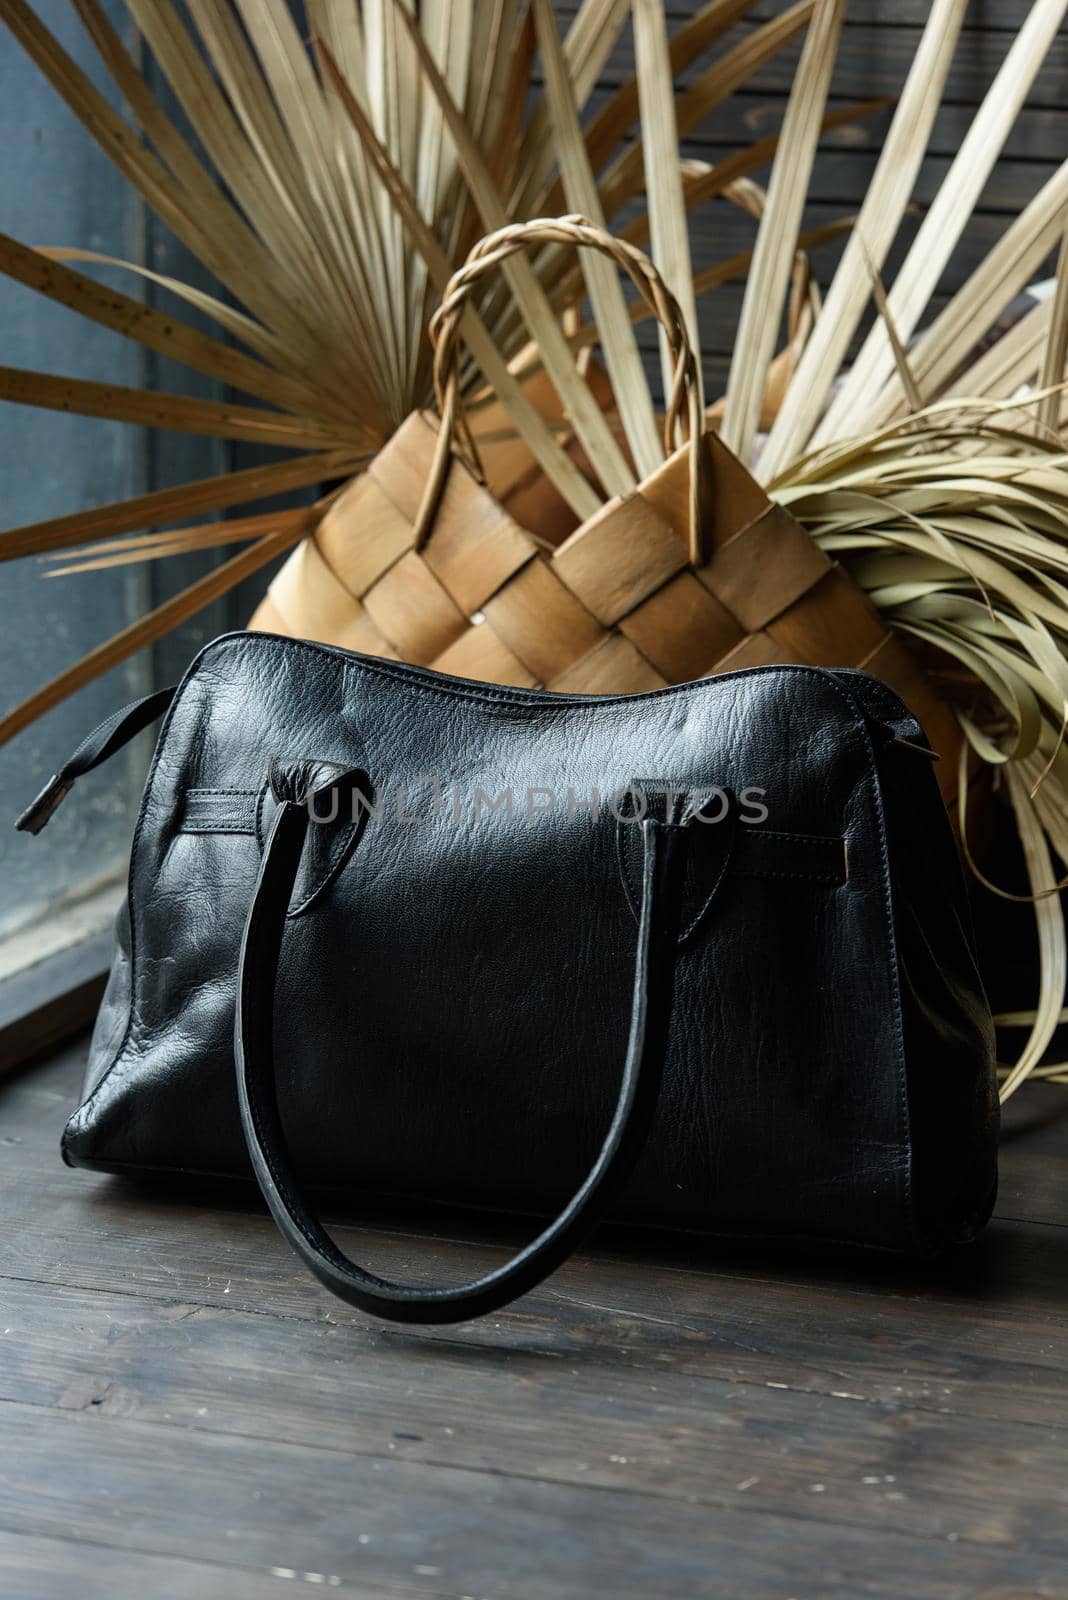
[20,631,998,1323]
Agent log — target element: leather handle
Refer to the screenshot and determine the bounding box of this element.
[15,684,177,835]
[235,797,694,1325]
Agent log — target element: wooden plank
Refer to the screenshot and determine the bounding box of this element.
[601,1,1046,28]
[686,145,1058,215]
[0,1531,330,1600]
[688,95,1068,166]
[0,1397,1065,1599]
[649,199,1039,298]
[2,1262,1067,1508]
[558,15,1068,108]
[2,1037,1067,1595]
[736,1,1043,21]
[1,1046,1066,1433]
[995,1079,1068,1230]
[1,1155,1065,1427]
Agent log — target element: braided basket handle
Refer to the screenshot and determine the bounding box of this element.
[413,214,710,565]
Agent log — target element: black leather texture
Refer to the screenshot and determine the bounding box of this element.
[55,631,998,1288]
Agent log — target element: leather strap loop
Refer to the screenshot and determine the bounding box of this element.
[15,684,177,835]
[235,800,694,1325]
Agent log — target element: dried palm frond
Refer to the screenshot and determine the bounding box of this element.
[795,0,1068,453]
[1039,230,1068,436]
[770,398,1068,1098]
[631,0,702,411]
[720,0,844,462]
[758,0,969,479]
[0,0,815,732]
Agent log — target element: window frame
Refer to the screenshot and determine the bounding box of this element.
[1,24,291,1065]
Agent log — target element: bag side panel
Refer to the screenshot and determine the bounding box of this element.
[833,671,998,1245]
[882,743,998,1244]
[78,899,133,1105]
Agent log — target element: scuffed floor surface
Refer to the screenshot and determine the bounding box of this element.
[1,1039,1066,1599]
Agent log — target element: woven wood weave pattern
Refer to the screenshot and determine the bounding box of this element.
[249,408,965,811]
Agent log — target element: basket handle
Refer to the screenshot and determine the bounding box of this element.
[413,214,710,566]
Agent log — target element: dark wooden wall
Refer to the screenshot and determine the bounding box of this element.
[560,2,1068,397]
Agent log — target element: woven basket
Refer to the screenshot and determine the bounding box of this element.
[250,217,966,815]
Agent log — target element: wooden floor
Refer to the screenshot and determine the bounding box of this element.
[1,1040,1067,1599]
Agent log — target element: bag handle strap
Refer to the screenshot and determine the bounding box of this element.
[15,684,177,835]
[412,214,710,565]
[235,773,696,1325]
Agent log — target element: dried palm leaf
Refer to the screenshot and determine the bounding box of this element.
[954,301,1052,404]
[720,0,845,461]
[1039,231,1068,435]
[511,0,632,220]
[43,505,323,576]
[0,450,365,563]
[596,1,816,224]
[620,96,888,253]
[391,0,636,497]
[770,399,1068,1100]
[632,0,702,410]
[531,0,662,476]
[758,0,968,480]
[817,0,1068,446]
[2,0,814,722]
[540,0,755,215]
[0,527,304,748]
[485,0,821,358]
[0,367,350,449]
[312,35,601,519]
[874,160,1068,425]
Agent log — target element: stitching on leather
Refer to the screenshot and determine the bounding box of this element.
[257,769,366,918]
[186,787,260,798]
[742,866,843,884]
[179,789,259,836]
[856,717,918,1250]
[199,627,870,717]
[255,783,269,852]
[832,715,917,1247]
[617,782,732,943]
[756,830,844,848]
[181,825,258,836]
